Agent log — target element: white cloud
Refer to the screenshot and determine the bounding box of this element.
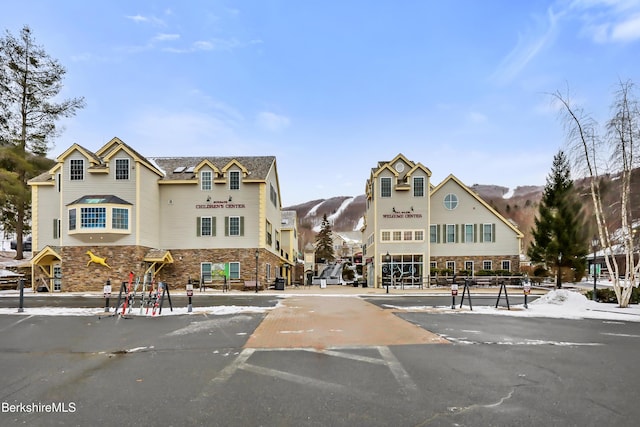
[491,7,561,84]
[257,112,291,132]
[569,0,640,43]
[153,33,180,42]
[125,14,165,27]
[610,13,640,41]
[163,38,260,54]
[468,111,488,124]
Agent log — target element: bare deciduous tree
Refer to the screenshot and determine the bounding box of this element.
[553,80,639,307]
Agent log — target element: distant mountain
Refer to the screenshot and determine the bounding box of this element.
[284,186,545,252]
[285,170,640,258]
[285,195,367,251]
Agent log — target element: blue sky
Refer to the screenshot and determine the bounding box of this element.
[3,1,640,206]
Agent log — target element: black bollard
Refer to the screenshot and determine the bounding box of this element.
[18,278,24,313]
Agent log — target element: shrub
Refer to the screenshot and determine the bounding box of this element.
[585,288,640,304]
[533,265,548,277]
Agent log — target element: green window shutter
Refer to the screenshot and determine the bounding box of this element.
[437,224,441,243]
[492,224,496,242]
[455,224,459,243]
[240,216,245,236]
[196,217,201,237]
[53,218,59,239]
[474,224,478,243]
[212,217,216,237]
[225,217,229,236]
[479,224,483,242]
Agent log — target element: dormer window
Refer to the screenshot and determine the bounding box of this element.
[115,159,129,180]
[229,170,240,190]
[70,159,84,181]
[201,171,212,191]
[380,177,392,198]
[413,177,424,197]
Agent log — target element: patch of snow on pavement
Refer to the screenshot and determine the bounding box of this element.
[389,290,640,322]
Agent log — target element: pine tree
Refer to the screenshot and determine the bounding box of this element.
[528,151,587,288]
[0,26,84,259]
[314,214,335,263]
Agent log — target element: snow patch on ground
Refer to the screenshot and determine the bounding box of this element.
[388,290,640,322]
[0,305,276,317]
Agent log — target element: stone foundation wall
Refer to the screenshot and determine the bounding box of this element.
[38,246,286,292]
[161,248,284,290]
[41,246,147,292]
[431,255,520,273]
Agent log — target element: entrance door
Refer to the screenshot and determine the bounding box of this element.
[53,264,62,291]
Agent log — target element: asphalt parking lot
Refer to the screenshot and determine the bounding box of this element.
[1,294,639,426]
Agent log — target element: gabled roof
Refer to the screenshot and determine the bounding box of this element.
[431,174,524,238]
[144,249,174,263]
[31,246,62,266]
[193,159,221,174]
[56,143,102,165]
[405,162,432,178]
[221,159,249,174]
[97,137,163,177]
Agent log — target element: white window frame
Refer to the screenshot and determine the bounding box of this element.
[380,177,392,198]
[501,260,511,271]
[115,158,129,180]
[483,260,493,270]
[229,170,240,190]
[112,208,129,230]
[200,217,213,236]
[70,159,84,181]
[464,224,474,243]
[444,193,458,210]
[201,170,212,191]
[430,224,438,243]
[446,224,456,243]
[229,216,241,236]
[229,262,240,279]
[201,262,213,283]
[483,223,493,242]
[413,176,424,197]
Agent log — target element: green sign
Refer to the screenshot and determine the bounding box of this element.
[212,263,229,278]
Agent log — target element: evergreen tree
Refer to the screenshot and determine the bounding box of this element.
[314,214,335,263]
[528,151,587,288]
[0,26,84,259]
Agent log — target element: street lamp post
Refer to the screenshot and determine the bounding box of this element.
[592,237,598,301]
[255,249,259,293]
[385,252,391,294]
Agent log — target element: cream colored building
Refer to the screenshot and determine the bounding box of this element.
[362,154,523,288]
[28,137,296,291]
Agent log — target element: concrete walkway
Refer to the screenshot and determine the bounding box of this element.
[244,296,449,349]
